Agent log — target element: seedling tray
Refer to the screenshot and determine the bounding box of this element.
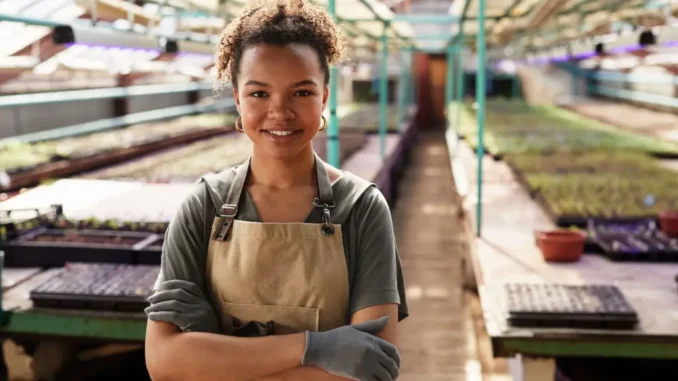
[30,263,159,312]
[137,235,164,265]
[505,283,639,330]
[0,205,63,241]
[586,220,678,262]
[2,228,158,267]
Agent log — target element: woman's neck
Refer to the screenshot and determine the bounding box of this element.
[249,146,316,190]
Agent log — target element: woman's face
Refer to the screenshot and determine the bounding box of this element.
[234,43,328,161]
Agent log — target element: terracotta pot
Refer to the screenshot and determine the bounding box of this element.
[535,230,586,262]
[660,210,678,237]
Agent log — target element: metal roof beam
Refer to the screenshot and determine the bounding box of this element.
[392,14,461,23]
[0,14,64,28]
[446,0,472,47]
[488,0,532,37]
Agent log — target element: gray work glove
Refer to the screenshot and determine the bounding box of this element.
[145,280,220,334]
[301,316,400,381]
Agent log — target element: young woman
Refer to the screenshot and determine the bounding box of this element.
[144,1,408,380]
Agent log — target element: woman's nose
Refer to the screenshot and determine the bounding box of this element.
[267,95,295,119]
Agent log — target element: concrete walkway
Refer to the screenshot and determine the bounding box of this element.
[393,131,481,381]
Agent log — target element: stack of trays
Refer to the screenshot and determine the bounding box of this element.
[505,283,639,330]
[30,263,159,312]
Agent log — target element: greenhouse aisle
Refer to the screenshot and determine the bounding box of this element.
[393,132,481,381]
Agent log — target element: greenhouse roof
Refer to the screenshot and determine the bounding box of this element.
[451,0,675,49]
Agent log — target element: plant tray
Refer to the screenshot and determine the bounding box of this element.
[505,283,639,330]
[30,263,159,312]
[2,228,158,267]
[137,236,164,265]
[0,205,63,241]
[586,220,678,262]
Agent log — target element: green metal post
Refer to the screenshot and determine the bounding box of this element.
[327,0,340,167]
[476,0,486,237]
[379,22,389,161]
[397,50,406,131]
[512,76,520,98]
[445,46,455,124]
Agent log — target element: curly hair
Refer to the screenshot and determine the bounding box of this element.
[214,0,347,91]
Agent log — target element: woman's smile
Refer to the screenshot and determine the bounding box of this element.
[261,128,303,143]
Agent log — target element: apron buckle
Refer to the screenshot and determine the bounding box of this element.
[213,205,238,241]
[314,199,335,237]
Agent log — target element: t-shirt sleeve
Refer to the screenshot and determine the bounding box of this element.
[348,187,409,321]
[154,182,211,295]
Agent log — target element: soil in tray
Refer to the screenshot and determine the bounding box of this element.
[505,283,638,330]
[30,263,159,312]
[25,231,144,246]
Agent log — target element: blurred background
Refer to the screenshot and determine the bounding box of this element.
[2,1,678,381]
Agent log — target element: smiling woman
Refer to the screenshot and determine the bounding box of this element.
[143,1,408,381]
[236,44,328,160]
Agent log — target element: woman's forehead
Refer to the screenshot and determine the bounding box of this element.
[239,43,324,82]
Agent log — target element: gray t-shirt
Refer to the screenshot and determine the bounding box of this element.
[155,166,409,321]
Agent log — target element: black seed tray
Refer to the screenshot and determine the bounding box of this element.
[137,236,164,265]
[505,283,639,330]
[2,228,159,267]
[30,263,159,312]
[586,220,678,262]
[555,215,658,229]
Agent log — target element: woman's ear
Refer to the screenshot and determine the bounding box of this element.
[233,87,241,114]
[322,85,329,109]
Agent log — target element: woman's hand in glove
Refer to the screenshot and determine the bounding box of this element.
[302,316,400,381]
[145,280,220,334]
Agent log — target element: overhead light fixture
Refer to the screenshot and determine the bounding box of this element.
[163,39,180,54]
[53,24,161,51]
[639,30,656,46]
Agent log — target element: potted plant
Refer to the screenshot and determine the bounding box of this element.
[660,210,678,237]
[535,229,587,262]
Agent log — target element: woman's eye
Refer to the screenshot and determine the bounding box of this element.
[250,91,268,98]
[294,90,313,96]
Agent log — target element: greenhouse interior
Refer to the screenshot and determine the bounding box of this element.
[1,0,678,380]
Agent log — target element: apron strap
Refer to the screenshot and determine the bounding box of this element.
[313,154,336,237]
[313,153,334,206]
[226,157,251,207]
[214,154,337,240]
[213,158,250,240]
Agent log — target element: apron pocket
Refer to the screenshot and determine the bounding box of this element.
[222,302,320,336]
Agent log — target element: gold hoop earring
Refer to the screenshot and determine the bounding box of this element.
[235,116,244,133]
[319,115,327,131]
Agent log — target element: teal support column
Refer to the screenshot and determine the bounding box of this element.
[379,22,390,161]
[455,43,464,133]
[445,46,455,125]
[397,50,406,131]
[512,75,521,98]
[327,0,340,167]
[476,0,486,237]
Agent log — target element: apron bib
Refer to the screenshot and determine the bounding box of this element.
[206,154,350,335]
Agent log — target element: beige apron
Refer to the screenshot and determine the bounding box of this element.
[206,155,350,335]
